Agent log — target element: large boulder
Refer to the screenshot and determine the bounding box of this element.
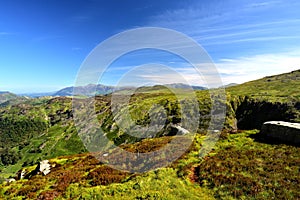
[260,121,300,145]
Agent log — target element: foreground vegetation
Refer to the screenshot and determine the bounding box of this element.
[191,130,300,199]
[1,130,299,199]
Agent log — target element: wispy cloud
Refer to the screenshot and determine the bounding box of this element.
[113,63,206,87]
[216,50,300,84]
[32,35,63,42]
[106,62,223,88]
[72,47,82,51]
[112,50,300,87]
[247,1,282,8]
[202,35,300,46]
[130,0,300,86]
[0,32,14,36]
[147,0,300,47]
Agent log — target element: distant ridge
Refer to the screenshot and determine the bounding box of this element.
[21,92,54,98]
[220,83,238,88]
[57,83,207,97]
[227,69,300,100]
[21,83,207,97]
[55,84,116,96]
[9,68,300,99]
[164,83,207,90]
[0,91,18,104]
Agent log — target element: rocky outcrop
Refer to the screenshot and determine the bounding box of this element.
[170,124,190,135]
[260,121,300,145]
[235,98,298,130]
[226,96,300,131]
[19,160,52,180]
[37,160,51,176]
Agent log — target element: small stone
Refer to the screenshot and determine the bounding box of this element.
[103,153,109,157]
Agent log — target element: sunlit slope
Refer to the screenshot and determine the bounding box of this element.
[227,69,300,102]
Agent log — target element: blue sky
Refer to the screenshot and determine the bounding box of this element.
[1,0,300,93]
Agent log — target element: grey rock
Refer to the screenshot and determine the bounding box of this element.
[5,178,16,183]
[260,121,300,145]
[20,160,52,180]
[171,125,190,135]
[38,160,51,176]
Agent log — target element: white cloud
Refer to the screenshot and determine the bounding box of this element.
[247,1,282,8]
[147,0,300,47]
[119,50,300,87]
[111,63,223,88]
[216,50,300,84]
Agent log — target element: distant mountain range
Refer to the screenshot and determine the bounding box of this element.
[19,83,209,98]
[3,82,240,100]
[55,84,116,96]
[2,82,242,102]
[18,84,119,98]
[1,82,241,104]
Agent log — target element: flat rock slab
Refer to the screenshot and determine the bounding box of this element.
[261,121,300,145]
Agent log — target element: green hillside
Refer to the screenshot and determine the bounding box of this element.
[226,69,300,129]
[0,70,299,199]
[227,69,300,102]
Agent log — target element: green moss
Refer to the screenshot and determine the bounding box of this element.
[63,168,214,200]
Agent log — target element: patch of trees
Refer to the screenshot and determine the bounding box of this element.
[0,117,48,148]
[0,148,20,165]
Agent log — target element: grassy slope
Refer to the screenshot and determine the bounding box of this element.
[0,98,87,178]
[0,69,299,199]
[227,69,300,102]
[192,130,300,199]
[226,69,300,128]
[0,136,215,199]
[1,130,299,199]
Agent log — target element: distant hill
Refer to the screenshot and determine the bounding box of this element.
[21,92,54,98]
[0,91,18,104]
[221,83,238,88]
[165,83,207,90]
[134,83,207,93]
[55,83,206,97]
[20,84,117,97]
[54,84,116,96]
[21,83,206,97]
